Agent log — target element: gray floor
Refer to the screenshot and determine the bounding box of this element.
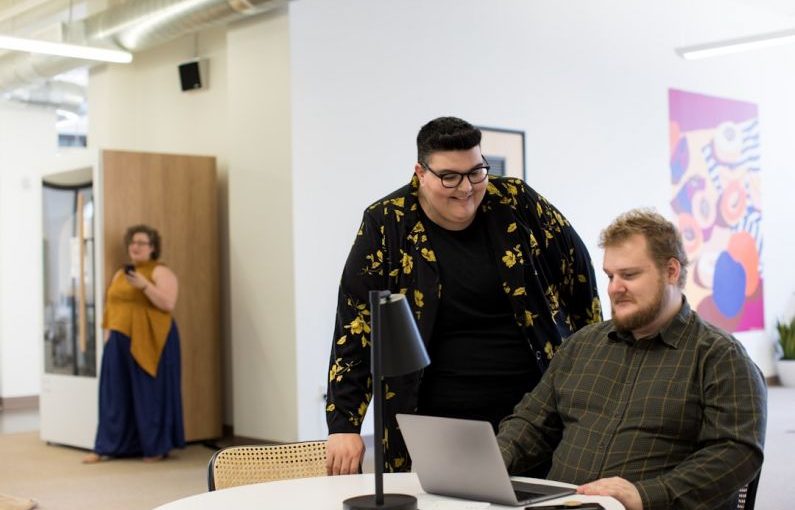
[1,387,793,508]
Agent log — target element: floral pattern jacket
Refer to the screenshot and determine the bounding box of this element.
[326,175,602,472]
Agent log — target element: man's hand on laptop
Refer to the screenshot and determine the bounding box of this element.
[576,476,642,510]
[326,433,365,475]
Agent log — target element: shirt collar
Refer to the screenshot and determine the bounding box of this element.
[607,296,691,348]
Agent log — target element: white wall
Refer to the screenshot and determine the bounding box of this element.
[226,10,296,441]
[0,101,55,397]
[290,0,795,440]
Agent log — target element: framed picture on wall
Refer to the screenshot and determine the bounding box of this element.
[477,126,526,180]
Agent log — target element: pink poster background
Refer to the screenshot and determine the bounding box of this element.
[668,89,764,332]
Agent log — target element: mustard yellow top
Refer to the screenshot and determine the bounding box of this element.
[102,260,173,377]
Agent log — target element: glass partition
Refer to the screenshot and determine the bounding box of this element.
[42,181,96,377]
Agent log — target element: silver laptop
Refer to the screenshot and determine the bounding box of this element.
[396,413,575,506]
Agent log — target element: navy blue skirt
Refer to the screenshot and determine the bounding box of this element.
[93,323,186,457]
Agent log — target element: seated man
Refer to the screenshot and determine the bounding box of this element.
[497,208,767,510]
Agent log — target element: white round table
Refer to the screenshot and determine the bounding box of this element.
[154,473,625,509]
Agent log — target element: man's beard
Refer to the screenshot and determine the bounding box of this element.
[611,275,666,335]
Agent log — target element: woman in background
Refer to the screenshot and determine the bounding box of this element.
[83,224,184,463]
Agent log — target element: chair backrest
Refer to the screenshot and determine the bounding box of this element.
[737,470,761,510]
[207,440,327,491]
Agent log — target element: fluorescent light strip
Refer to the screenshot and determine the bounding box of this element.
[0,35,132,63]
[677,28,795,60]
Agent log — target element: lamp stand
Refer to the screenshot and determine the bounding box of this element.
[342,291,418,510]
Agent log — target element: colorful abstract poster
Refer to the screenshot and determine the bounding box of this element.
[668,89,764,332]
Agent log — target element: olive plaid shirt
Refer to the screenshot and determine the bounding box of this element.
[497,299,766,510]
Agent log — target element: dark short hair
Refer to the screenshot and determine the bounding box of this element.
[599,208,689,288]
[124,224,162,260]
[416,116,481,165]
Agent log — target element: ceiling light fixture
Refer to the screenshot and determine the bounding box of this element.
[0,35,132,63]
[676,27,795,60]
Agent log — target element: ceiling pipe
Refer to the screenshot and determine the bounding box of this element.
[6,78,86,113]
[0,0,288,93]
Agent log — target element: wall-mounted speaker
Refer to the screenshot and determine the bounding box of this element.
[178,59,208,92]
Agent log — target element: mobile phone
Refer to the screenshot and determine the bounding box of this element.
[124,264,135,275]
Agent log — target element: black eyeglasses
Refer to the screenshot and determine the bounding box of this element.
[420,157,491,189]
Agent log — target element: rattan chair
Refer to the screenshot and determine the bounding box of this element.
[207,440,327,491]
[737,469,761,510]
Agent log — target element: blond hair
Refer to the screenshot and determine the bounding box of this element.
[599,208,688,288]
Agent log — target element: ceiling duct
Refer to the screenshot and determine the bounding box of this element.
[0,0,288,93]
[6,78,85,113]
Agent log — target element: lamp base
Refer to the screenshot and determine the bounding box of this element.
[342,493,417,510]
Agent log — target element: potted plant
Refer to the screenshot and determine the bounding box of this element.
[775,317,795,387]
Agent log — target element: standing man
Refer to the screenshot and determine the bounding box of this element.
[497,209,766,510]
[326,116,601,475]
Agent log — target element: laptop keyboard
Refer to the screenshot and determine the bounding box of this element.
[514,489,547,499]
[512,480,562,499]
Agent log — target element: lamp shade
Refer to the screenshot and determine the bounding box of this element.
[376,293,429,377]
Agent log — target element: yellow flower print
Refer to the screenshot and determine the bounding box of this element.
[336,335,347,345]
[414,289,424,308]
[401,250,414,274]
[589,297,602,323]
[357,402,368,417]
[329,357,355,383]
[524,310,537,327]
[502,250,517,268]
[507,222,517,233]
[513,287,527,296]
[420,248,436,262]
[326,403,335,412]
[391,197,405,208]
[545,285,560,315]
[394,457,405,469]
[528,232,540,256]
[365,250,383,272]
[348,315,370,335]
[544,341,554,359]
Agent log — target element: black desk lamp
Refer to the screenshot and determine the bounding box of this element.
[343,290,430,510]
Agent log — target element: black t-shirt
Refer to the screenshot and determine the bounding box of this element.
[416,208,541,430]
